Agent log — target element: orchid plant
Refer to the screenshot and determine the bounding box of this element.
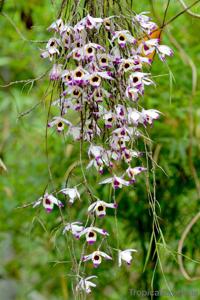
[31,10,173,296]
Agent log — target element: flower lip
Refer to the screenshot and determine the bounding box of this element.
[75,71,83,78]
[88,231,95,237]
[97,205,104,211]
[45,198,51,205]
[94,255,100,261]
[133,76,139,83]
[144,44,149,51]
[101,58,107,63]
[124,63,130,69]
[73,89,80,96]
[87,47,93,54]
[119,34,125,41]
[92,76,100,82]
[88,240,95,244]
[57,122,63,127]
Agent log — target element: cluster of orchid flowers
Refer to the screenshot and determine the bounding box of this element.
[34,12,173,294]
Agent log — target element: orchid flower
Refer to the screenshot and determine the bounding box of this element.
[48,116,71,132]
[138,39,173,61]
[127,108,141,126]
[83,14,103,30]
[118,249,137,266]
[125,86,140,101]
[99,175,130,189]
[132,12,157,34]
[77,226,109,244]
[82,250,112,268]
[41,38,61,60]
[156,44,174,61]
[63,222,84,237]
[68,126,81,140]
[122,149,141,164]
[126,166,147,183]
[128,72,154,89]
[141,109,161,125]
[59,187,80,204]
[88,200,117,217]
[112,30,136,48]
[103,111,116,128]
[84,71,113,87]
[98,53,111,69]
[76,276,97,294]
[49,64,62,81]
[103,16,115,31]
[48,18,64,33]
[33,193,63,213]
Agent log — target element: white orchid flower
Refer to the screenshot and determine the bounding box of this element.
[59,187,80,204]
[127,108,141,126]
[103,111,115,128]
[129,72,154,88]
[88,200,117,217]
[76,276,97,294]
[125,86,139,102]
[83,250,112,268]
[84,71,113,87]
[67,126,81,140]
[63,222,84,237]
[48,116,71,132]
[84,14,103,30]
[99,175,130,189]
[126,166,147,182]
[138,39,173,61]
[48,18,64,32]
[132,12,157,34]
[33,193,63,213]
[156,45,174,61]
[118,249,137,267]
[141,109,161,125]
[41,37,61,60]
[77,226,109,244]
[88,144,104,159]
[112,30,136,48]
[121,149,141,164]
[49,64,62,81]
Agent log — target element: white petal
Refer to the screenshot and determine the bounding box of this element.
[99,177,113,185]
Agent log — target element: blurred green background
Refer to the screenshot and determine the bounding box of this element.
[1,0,200,299]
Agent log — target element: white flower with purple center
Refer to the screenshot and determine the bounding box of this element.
[103,111,115,128]
[118,249,137,267]
[83,14,103,30]
[33,193,63,213]
[48,116,71,132]
[88,200,117,217]
[77,226,109,244]
[126,166,147,183]
[141,109,161,125]
[99,175,130,189]
[112,30,136,48]
[82,250,112,268]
